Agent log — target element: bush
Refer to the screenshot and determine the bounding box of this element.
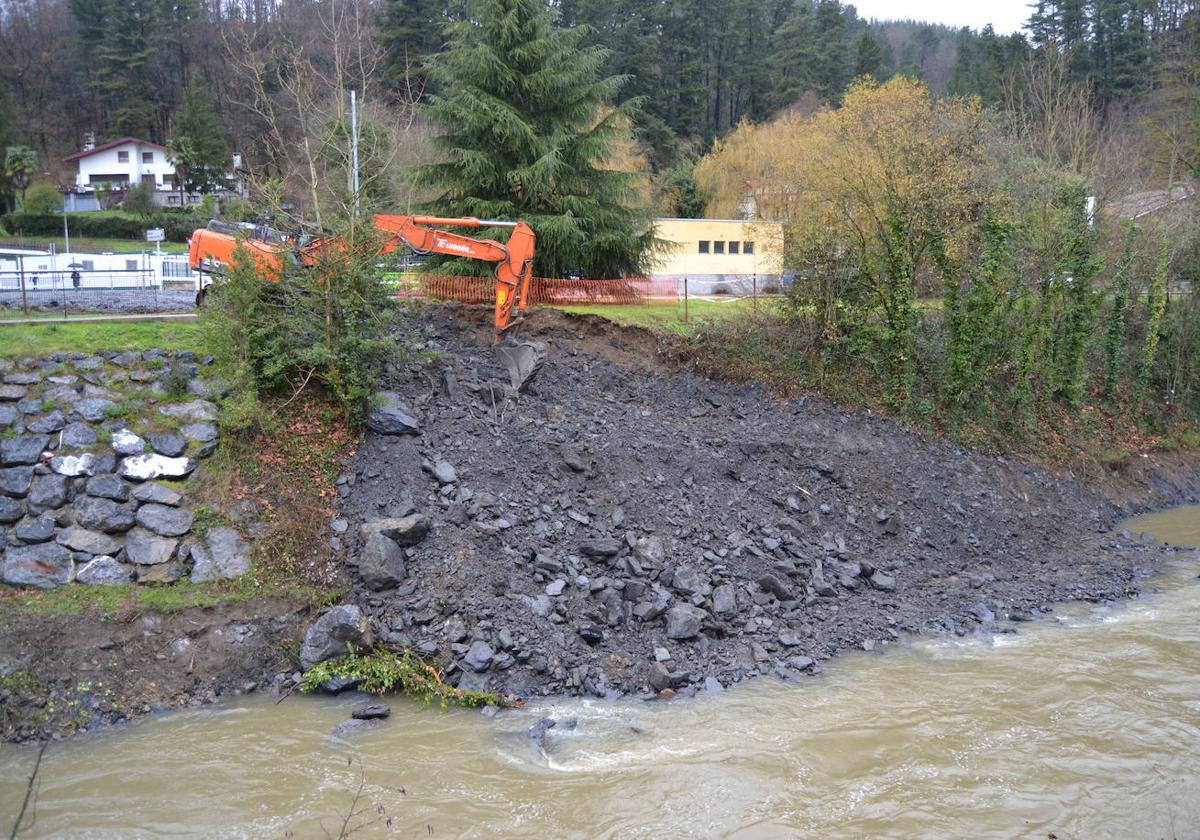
[0,210,210,243]
[121,181,156,218]
[21,185,62,215]
[200,227,402,426]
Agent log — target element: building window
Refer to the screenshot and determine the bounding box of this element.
[168,195,180,205]
[188,195,201,204]
[117,151,129,162]
[81,260,94,271]
[714,241,725,254]
[125,259,138,271]
[142,152,154,163]
[698,240,710,254]
[743,241,754,254]
[729,241,740,255]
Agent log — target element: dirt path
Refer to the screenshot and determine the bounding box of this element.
[335,307,1198,700]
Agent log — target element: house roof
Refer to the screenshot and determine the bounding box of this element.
[64,137,168,162]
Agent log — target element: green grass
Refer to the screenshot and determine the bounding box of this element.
[0,235,188,255]
[557,297,772,336]
[3,576,342,619]
[0,319,202,357]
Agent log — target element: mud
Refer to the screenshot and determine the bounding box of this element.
[336,307,1194,700]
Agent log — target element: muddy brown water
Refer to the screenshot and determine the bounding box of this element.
[3,508,1200,839]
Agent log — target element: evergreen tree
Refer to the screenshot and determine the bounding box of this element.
[169,74,230,194]
[421,0,654,279]
[855,30,884,81]
[378,0,449,96]
[767,2,818,111]
[813,0,850,101]
[95,0,159,138]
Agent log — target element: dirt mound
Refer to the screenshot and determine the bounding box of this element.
[337,308,1175,700]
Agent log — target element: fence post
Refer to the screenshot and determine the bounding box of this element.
[18,255,28,314]
[753,271,757,312]
[683,276,689,324]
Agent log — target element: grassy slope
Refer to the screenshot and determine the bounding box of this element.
[0,236,188,255]
[0,319,202,357]
[557,298,767,335]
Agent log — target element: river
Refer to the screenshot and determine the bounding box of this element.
[3,506,1199,838]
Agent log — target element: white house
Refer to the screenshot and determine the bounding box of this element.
[61,136,248,211]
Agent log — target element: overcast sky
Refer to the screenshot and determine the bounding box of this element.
[851,0,1031,34]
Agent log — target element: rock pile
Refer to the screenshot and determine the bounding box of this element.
[322,311,1165,702]
[0,350,248,589]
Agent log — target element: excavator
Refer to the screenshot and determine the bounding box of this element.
[187,214,536,343]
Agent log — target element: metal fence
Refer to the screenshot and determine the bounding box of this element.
[0,269,194,315]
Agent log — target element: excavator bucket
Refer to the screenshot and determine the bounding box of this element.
[495,341,546,392]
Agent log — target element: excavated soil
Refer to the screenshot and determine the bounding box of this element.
[336,307,1195,700]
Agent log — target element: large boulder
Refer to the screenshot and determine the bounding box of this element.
[135,503,194,537]
[665,605,706,640]
[49,453,96,477]
[131,482,182,506]
[75,555,133,585]
[56,527,122,556]
[73,495,136,533]
[189,526,251,583]
[0,466,33,498]
[27,474,71,514]
[157,400,218,421]
[149,433,188,458]
[358,531,407,590]
[111,429,147,456]
[0,496,23,524]
[86,474,130,501]
[60,422,98,449]
[365,391,421,435]
[359,514,431,547]
[2,543,73,588]
[123,527,178,565]
[300,604,372,669]
[73,398,118,422]
[0,434,49,466]
[118,454,196,481]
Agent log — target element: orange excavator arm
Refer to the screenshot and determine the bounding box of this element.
[370,215,536,342]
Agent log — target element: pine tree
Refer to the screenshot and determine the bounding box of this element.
[378,0,448,96]
[95,0,159,138]
[169,74,229,195]
[421,0,654,279]
[855,30,884,81]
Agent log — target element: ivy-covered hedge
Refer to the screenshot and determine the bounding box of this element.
[0,211,208,243]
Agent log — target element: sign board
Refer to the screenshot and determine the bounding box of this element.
[146,228,165,242]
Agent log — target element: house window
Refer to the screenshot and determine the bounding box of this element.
[729,241,740,255]
[188,195,201,204]
[81,260,94,271]
[714,241,725,254]
[743,241,754,254]
[125,259,138,271]
[142,152,154,163]
[698,240,710,254]
[168,195,180,205]
[117,151,129,163]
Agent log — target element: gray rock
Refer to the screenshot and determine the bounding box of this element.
[4,372,39,385]
[788,656,816,671]
[75,555,133,585]
[188,526,251,583]
[150,433,187,458]
[463,640,495,672]
[0,384,27,401]
[0,405,17,426]
[135,503,194,537]
[49,453,96,477]
[672,566,711,597]
[0,466,33,498]
[425,459,457,485]
[300,604,372,669]
[712,583,737,616]
[704,676,724,693]
[134,561,184,583]
[118,453,196,481]
[757,574,793,601]
[809,572,837,597]
[649,662,674,692]
[579,537,622,558]
[359,514,431,547]
[14,516,55,543]
[74,398,118,422]
[60,422,98,448]
[27,474,70,513]
[778,631,804,647]
[0,496,23,524]
[186,379,228,399]
[0,434,49,466]
[109,352,139,368]
[317,675,362,694]
[72,355,103,371]
[352,703,391,720]
[74,495,136,532]
[529,594,553,617]
[16,398,41,415]
[111,429,147,456]
[358,531,407,590]
[328,718,379,742]
[158,400,218,421]
[86,474,130,501]
[131,482,183,506]
[665,604,706,639]
[179,422,219,443]
[365,391,421,435]
[122,527,179,565]
[2,542,73,588]
[56,527,121,556]
[633,534,666,565]
[869,573,897,592]
[545,578,567,596]
[970,603,996,623]
[26,412,66,434]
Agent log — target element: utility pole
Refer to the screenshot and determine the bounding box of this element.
[349,89,361,219]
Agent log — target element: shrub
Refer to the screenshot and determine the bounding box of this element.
[21,185,62,215]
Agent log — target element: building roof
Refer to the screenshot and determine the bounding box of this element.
[64,137,168,162]
[1106,185,1195,220]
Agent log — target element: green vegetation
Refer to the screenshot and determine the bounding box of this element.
[168,74,232,198]
[559,298,768,336]
[422,0,654,279]
[0,319,201,357]
[301,645,500,709]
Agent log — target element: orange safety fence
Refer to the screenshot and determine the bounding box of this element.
[399,274,679,305]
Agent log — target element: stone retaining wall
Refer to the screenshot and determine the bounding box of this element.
[0,350,250,589]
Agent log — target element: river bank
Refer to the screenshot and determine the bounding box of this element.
[3,306,1200,741]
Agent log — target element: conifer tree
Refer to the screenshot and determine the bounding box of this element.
[421,0,654,279]
[169,74,230,195]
